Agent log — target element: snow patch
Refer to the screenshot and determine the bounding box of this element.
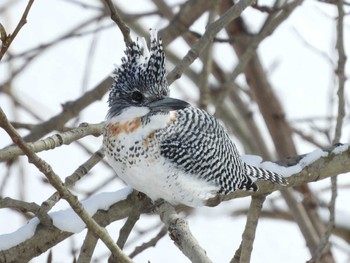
[242,149,329,178]
[332,144,349,155]
[298,149,328,168]
[261,161,302,178]
[0,218,39,250]
[241,155,263,167]
[0,187,133,251]
[51,187,133,233]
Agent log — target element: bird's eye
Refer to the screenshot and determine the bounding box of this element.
[131,91,144,103]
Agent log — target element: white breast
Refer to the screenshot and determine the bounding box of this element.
[104,111,219,207]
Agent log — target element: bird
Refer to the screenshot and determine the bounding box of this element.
[103,30,287,207]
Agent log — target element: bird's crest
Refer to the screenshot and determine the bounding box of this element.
[108,29,169,107]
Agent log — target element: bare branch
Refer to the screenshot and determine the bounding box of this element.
[22,77,112,142]
[310,1,347,261]
[231,194,267,263]
[0,123,104,161]
[102,0,132,45]
[129,226,167,258]
[158,201,212,263]
[167,0,256,85]
[0,0,34,61]
[77,230,99,263]
[0,197,40,215]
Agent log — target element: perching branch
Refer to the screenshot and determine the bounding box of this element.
[1,145,349,262]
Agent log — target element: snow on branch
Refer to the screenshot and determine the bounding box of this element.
[0,188,137,262]
[208,144,350,206]
[0,144,349,262]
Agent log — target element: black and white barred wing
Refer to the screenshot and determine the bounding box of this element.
[157,107,261,195]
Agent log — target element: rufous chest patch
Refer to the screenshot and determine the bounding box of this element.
[106,118,141,138]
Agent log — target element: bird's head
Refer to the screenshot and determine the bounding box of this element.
[107,30,189,122]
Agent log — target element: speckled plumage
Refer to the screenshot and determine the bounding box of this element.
[103,30,287,207]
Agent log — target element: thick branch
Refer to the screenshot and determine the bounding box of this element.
[207,145,350,205]
[0,193,139,263]
[0,146,349,261]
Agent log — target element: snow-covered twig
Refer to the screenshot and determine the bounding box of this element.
[0,190,137,262]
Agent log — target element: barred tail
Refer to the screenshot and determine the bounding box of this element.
[245,164,288,186]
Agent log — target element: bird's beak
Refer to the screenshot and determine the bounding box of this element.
[147,97,190,113]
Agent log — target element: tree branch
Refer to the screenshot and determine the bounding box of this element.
[231,194,267,263]
[158,202,212,263]
[0,123,104,161]
[0,0,34,61]
[0,108,131,263]
[167,0,255,85]
[22,76,112,143]
[102,0,132,45]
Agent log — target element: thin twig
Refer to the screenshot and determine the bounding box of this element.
[310,1,347,261]
[198,3,218,110]
[0,197,40,215]
[0,0,34,61]
[218,0,303,103]
[129,226,168,258]
[116,200,142,249]
[166,0,255,85]
[108,193,147,262]
[103,0,132,45]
